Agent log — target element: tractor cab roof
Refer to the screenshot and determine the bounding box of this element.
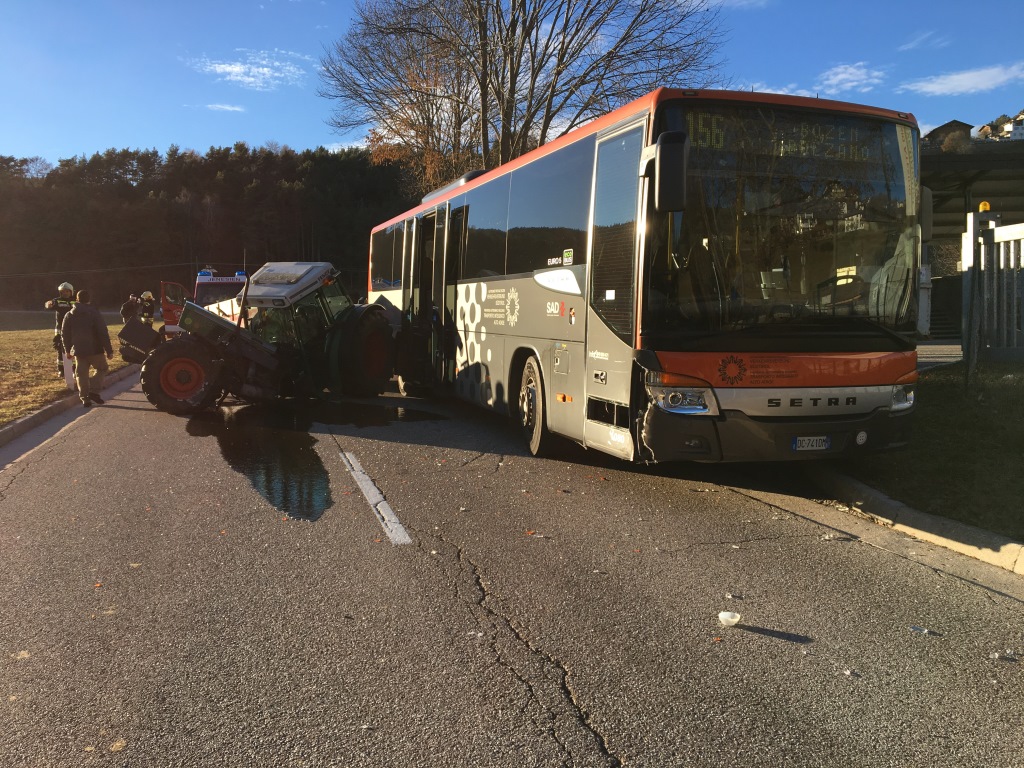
[240,262,337,308]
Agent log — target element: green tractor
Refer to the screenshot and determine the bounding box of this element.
[137,262,393,414]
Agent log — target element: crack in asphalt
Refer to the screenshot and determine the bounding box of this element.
[1,438,61,498]
[462,452,508,474]
[0,465,19,498]
[425,531,623,768]
[429,452,506,473]
[455,451,490,468]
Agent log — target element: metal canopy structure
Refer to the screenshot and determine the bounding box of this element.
[922,143,1024,245]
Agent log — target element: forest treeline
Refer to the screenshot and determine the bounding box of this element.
[0,144,418,309]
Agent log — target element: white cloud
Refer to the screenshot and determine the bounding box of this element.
[745,64,888,99]
[738,62,885,100]
[324,140,365,152]
[207,104,245,112]
[898,31,951,52]
[814,62,886,96]
[897,63,1024,96]
[186,49,313,91]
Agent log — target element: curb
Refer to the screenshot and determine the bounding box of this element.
[0,364,140,450]
[812,467,1024,576]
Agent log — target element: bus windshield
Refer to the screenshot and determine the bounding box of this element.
[643,101,921,352]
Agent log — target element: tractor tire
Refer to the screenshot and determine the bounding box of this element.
[330,308,394,397]
[140,338,223,415]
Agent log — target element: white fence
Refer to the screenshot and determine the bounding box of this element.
[961,211,1024,368]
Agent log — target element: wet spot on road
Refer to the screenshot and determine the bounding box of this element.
[182,399,446,520]
[187,405,331,521]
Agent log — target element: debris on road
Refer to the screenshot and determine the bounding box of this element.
[718,611,741,627]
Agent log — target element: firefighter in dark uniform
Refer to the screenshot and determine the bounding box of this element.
[44,281,75,377]
[139,290,157,326]
[120,293,141,323]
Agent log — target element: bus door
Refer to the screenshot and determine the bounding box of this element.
[397,210,440,388]
[440,204,464,386]
[583,123,646,461]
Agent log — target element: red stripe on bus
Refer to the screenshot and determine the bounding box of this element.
[654,351,918,388]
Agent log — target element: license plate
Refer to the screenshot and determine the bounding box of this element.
[792,435,830,451]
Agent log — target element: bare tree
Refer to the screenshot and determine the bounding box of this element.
[24,157,54,179]
[0,155,53,180]
[319,0,725,190]
[319,0,484,194]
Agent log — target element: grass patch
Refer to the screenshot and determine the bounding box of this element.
[0,311,130,427]
[841,361,1024,542]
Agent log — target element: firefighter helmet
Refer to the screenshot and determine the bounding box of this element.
[141,290,154,300]
[58,282,74,293]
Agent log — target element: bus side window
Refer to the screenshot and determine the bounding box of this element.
[464,177,510,278]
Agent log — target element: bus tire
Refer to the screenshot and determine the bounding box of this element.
[141,338,222,415]
[519,355,553,457]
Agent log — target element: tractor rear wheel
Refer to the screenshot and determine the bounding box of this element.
[329,309,394,397]
[140,338,223,415]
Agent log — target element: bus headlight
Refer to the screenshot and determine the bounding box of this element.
[891,384,915,412]
[646,371,719,416]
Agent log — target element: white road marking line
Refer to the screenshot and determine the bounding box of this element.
[340,451,412,545]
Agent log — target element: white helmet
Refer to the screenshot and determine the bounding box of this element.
[141,290,154,300]
[58,282,74,292]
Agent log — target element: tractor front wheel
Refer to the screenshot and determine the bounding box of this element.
[140,338,222,415]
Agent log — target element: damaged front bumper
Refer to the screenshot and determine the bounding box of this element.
[638,404,913,463]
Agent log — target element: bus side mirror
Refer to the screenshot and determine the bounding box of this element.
[648,131,689,213]
[920,185,933,243]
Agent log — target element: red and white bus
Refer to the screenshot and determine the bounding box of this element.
[368,88,931,462]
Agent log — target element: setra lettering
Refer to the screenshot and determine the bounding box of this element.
[766,396,858,408]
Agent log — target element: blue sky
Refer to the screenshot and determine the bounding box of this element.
[2,0,1022,167]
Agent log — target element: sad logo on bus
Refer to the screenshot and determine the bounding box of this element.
[718,355,746,385]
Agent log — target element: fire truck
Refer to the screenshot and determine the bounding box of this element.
[161,268,249,332]
[125,262,394,413]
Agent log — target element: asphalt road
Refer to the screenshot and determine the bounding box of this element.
[1,381,1022,767]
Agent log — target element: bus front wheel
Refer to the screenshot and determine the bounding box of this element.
[519,356,553,457]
